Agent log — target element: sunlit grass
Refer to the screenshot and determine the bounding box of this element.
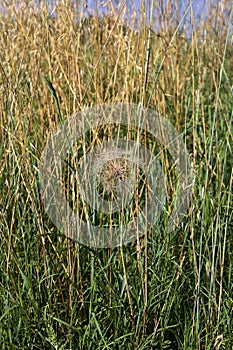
[0,0,232,349]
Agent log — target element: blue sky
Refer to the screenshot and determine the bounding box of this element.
[73,0,230,35]
[39,0,232,38]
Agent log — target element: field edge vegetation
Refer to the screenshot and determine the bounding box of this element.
[0,1,232,349]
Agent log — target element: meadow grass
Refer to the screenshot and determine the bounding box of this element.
[0,1,232,349]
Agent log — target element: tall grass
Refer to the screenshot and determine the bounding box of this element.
[0,0,232,349]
